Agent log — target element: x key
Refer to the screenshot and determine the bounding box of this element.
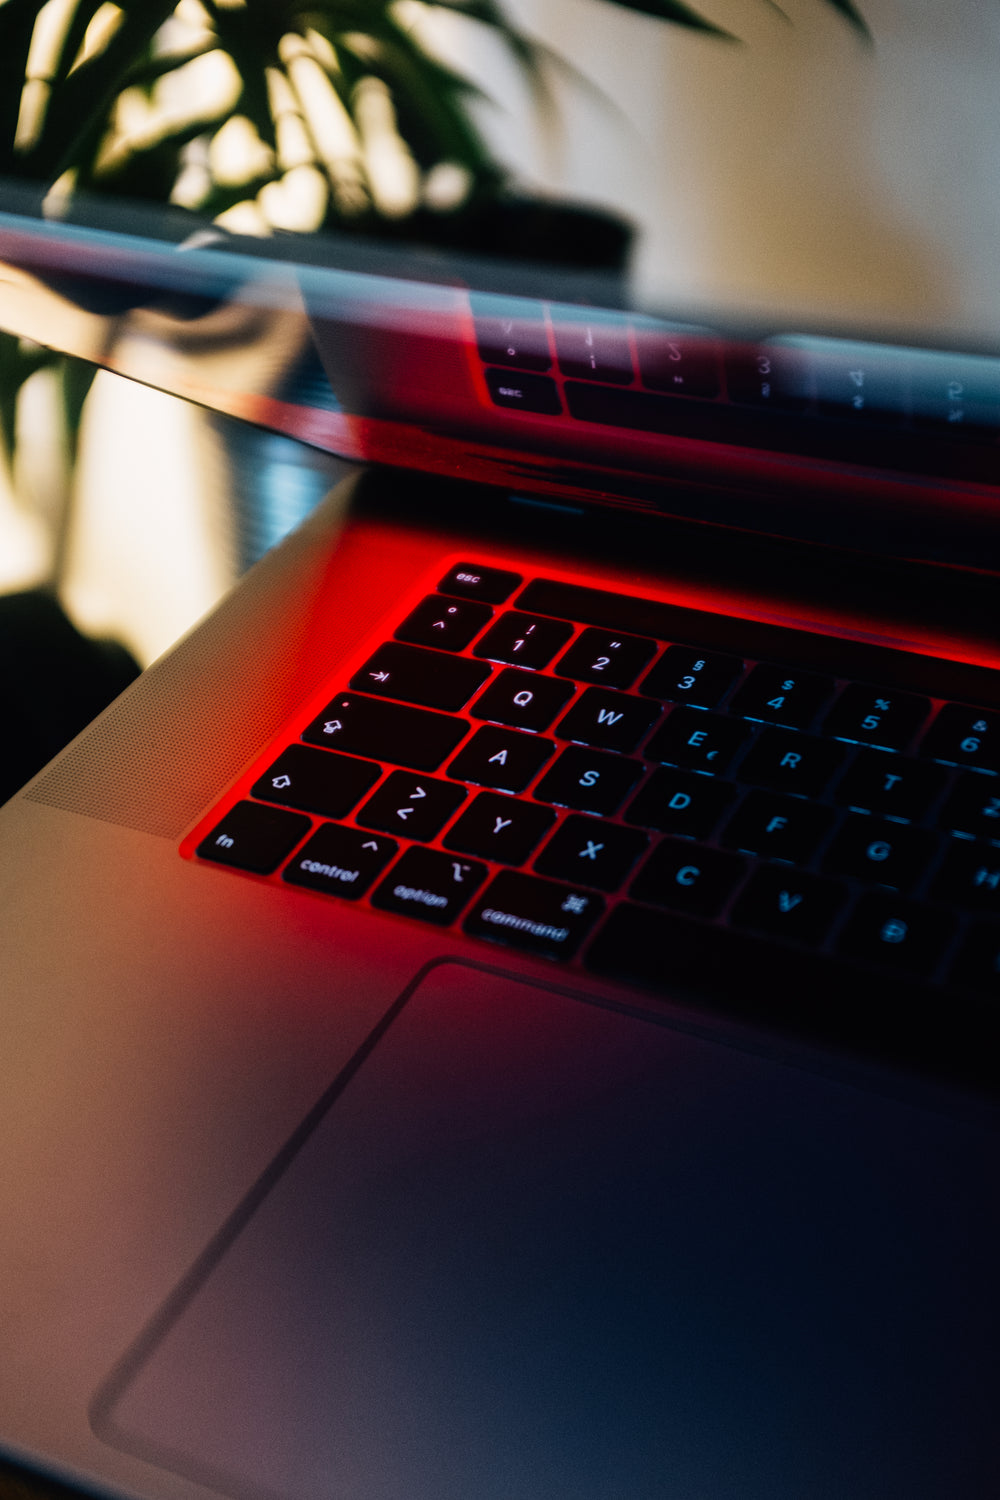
[534,815,649,891]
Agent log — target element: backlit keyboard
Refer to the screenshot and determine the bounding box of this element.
[192,560,1000,1079]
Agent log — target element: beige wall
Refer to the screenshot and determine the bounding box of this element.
[457,0,1000,338]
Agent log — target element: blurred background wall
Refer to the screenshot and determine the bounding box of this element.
[2,0,998,670]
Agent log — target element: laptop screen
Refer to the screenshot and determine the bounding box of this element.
[0,1,998,566]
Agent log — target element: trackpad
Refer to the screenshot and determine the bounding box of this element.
[98,961,997,1500]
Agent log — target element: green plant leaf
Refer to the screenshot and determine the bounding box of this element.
[117,41,220,93]
[599,0,868,39]
[57,352,96,470]
[819,0,871,40]
[591,0,733,38]
[18,0,179,181]
[0,0,44,174]
[0,330,57,476]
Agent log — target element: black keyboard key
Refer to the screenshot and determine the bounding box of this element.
[283,824,396,898]
[197,801,310,874]
[920,703,1000,773]
[940,771,1000,841]
[252,745,380,819]
[473,670,575,732]
[729,664,835,729]
[555,628,656,689]
[630,839,747,918]
[357,771,466,841]
[584,901,979,1080]
[474,612,574,670]
[438,562,522,603]
[448,726,555,793]
[465,870,604,958]
[738,728,847,798]
[822,815,938,892]
[721,790,834,864]
[534,815,649,891]
[950,920,1000,996]
[932,840,1000,914]
[556,687,660,754]
[731,866,847,946]
[350,642,489,711]
[303,694,468,771]
[371,846,487,925]
[644,707,752,774]
[635,329,720,397]
[486,369,561,415]
[394,596,493,651]
[725,344,810,412]
[640,645,742,709]
[835,894,955,975]
[473,301,550,370]
[534,745,644,816]
[553,315,633,383]
[443,792,555,865]
[835,748,947,822]
[823,683,931,751]
[624,766,736,839]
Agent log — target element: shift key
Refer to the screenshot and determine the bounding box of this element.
[302,693,469,770]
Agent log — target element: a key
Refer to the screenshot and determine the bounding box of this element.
[448,726,556,793]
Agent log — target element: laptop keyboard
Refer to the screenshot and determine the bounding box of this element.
[193,560,1000,1071]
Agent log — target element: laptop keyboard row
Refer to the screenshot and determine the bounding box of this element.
[195,561,1000,1038]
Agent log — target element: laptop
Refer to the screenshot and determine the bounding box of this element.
[1,119,999,1500]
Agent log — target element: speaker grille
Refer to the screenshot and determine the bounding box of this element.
[24,485,391,840]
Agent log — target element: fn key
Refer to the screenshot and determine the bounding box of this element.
[197,801,310,873]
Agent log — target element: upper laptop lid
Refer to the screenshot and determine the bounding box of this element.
[0,0,998,566]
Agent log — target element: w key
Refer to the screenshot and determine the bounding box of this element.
[556,687,659,753]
